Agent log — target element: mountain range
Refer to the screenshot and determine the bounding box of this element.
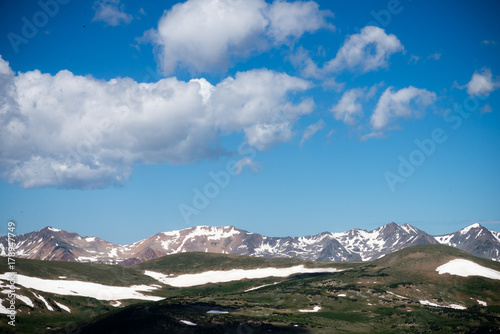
[1,222,499,265]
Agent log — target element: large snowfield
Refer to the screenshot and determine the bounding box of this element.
[436,259,500,280]
[144,265,343,287]
[0,273,163,301]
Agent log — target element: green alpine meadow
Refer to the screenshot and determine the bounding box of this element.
[1,245,500,333]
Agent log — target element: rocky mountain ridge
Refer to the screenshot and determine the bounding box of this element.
[1,222,499,265]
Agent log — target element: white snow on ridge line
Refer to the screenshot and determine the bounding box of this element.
[436,259,500,280]
[460,223,481,235]
[180,320,197,326]
[0,273,163,301]
[48,227,61,232]
[144,265,344,288]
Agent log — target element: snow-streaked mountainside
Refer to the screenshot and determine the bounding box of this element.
[1,223,499,265]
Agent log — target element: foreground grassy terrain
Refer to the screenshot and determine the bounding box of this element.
[1,245,499,333]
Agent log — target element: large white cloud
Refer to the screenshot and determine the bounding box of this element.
[149,0,332,74]
[0,56,312,188]
[466,68,499,97]
[370,86,436,130]
[326,26,403,73]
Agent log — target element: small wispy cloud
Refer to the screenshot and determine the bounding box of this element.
[93,0,133,26]
[360,131,384,141]
[234,157,262,175]
[409,53,441,64]
[426,53,441,61]
[481,104,493,114]
[408,54,420,64]
[300,119,325,147]
[481,40,497,46]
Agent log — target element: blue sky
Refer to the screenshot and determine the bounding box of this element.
[0,0,499,244]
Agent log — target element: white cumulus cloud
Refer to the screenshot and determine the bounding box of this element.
[466,68,499,97]
[266,0,334,43]
[371,86,436,130]
[326,26,404,73]
[148,0,332,74]
[0,56,312,188]
[331,84,381,125]
[331,88,365,125]
[92,0,133,26]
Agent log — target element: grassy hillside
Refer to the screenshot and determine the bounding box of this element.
[133,252,359,274]
[9,257,154,286]
[61,246,500,332]
[1,245,500,333]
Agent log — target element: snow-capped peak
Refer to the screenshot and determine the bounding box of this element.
[459,223,482,235]
[400,224,418,235]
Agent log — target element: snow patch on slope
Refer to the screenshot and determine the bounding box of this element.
[491,231,500,244]
[434,234,453,245]
[419,300,466,310]
[33,292,54,311]
[0,298,12,314]
[54,301,71,313]
[144,265,344,287]
[299,305,321,313]
[436,259,500,280]
[0,273,163,301]
[16,294,34,307]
